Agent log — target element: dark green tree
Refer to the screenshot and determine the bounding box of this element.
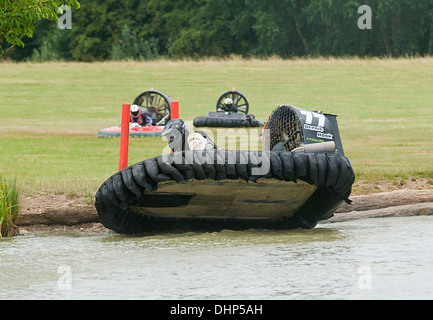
[5,0,433,61]
[0,0,80,59]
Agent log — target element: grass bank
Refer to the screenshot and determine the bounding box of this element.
[1,57,433,195]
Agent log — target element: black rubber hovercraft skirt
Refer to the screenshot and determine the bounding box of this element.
[94,150,355,234]
[193,112,263,128]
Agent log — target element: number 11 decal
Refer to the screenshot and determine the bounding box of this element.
[300,110,326,127]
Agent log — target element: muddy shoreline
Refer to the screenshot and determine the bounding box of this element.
[15,189,433,234]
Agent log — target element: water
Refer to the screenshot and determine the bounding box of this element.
[1,215,433,300]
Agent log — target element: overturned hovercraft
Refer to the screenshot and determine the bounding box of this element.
[95,105,355,234]
[193,90,264,128]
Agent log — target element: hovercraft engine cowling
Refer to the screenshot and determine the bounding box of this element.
[264,105,345,155]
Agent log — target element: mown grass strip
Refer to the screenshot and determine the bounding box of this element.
[0,58,432,195]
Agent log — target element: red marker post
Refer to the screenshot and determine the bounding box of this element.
[119,103,130,171]
[170,100,179,119]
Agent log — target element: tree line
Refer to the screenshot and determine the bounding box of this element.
[9,0,433,61]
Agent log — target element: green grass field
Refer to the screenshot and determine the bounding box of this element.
[1,57,433,196]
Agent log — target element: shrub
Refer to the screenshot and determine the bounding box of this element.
[112,25,160,60]
[0,177,19,238]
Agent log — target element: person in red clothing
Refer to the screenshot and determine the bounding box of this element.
[130,104,152,126]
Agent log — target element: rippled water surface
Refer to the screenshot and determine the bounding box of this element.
[1,216,432,299]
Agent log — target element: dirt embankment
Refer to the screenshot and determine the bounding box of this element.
[15,188,433,234]
[329,189,433,222]
[17,194,103,234]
